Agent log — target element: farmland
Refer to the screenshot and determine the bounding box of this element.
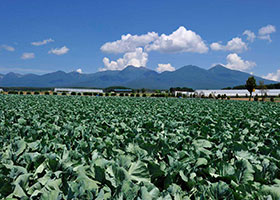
[0,95,280,199]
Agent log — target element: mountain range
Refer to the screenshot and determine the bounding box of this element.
[0,65,277,89]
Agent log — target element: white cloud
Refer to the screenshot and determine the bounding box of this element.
[1,45,15,52]
[210,37,248,53]
[243,30,256,42]
[263,69,280,81]
[145,26,208,53]
[31,38,54,46]
[100,47,148,71]
[48,46,69,55]
[258,25,276,42]
[210,42,223,51]
[101,32,158,54]
[224,53,256,71]
[259,25,276,35]
[156,63,175,73]
[21,52,35,60]
[258,35,272,42]
[76,68,82,73]
[101,26,208,54]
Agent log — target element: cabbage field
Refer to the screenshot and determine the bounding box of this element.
[1,95,280,199]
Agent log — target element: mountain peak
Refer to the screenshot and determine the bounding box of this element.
[209,64,231,72]
[122,65,149,72]
[177,65,205,72]
[5,72,22,77]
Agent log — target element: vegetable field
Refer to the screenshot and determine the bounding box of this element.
[1,95,280,199]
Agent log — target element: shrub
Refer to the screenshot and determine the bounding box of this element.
[8,91,17,94]
[77,93,81,96]
[45,91,50,95]
[235,94,239,98]
[26,92,31,95]
[119,93,124,97]
[227,96,230,100]
[208,94,213,99]
[136,93,140,97]
[142,94,147,97]
[105,93,109,96]
[20,91,24,95]
[130,93,135,97]
[71,92,76,96]
[99,93,103,96]
[53,92,58,95]
[34,91,40,95]
[254,96,258,101]
[61,92,67,96]
[111,93,116,96]
[217,94,221,99]
[125,93,129,96]
[270,97,274,102]
[221,94,227,100]
[177,93,182,97]
[93,93,98,96]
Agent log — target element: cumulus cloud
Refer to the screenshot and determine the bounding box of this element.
[156,63,175,73]
[76,68,82,73]
[101,26,208,54]
[145,26,208,53]
[243,30,256,42]
[1,45,15,52]
[101,32,158,54]
[263,69,280,81]
[31,38,54,46]
[258,25,276,42]
[48,46,69,55]
[100,48,148,71]
[224,53,256,71]
[210,37,248,53]
[21,52,35,60]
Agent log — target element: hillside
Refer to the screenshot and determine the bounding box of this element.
[0,65,276,89]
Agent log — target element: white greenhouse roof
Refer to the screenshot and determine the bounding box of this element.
[54,88,103,93]
[175,89,280,96]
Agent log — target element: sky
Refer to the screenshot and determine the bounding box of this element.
[0,0,279,81]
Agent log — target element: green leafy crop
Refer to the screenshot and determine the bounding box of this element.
[0,95,280,199]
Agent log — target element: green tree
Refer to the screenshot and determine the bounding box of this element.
[246,76,256,101]
[258,80,267,97]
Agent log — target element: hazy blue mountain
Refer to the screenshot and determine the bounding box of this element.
[0,65,276,89]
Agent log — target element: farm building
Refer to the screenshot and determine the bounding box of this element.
[175,89,280,97]
[54,88,103,94]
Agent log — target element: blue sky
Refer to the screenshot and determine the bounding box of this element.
[0,0,279,80]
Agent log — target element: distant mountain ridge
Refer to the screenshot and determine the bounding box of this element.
[0,65,276,89]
